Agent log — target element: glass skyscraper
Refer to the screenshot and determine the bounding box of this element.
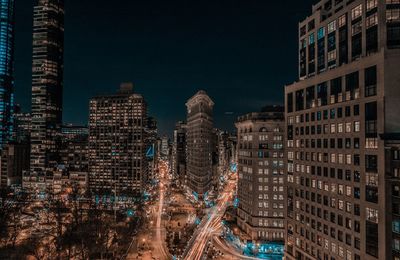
[30,0,64,173]
[0,0,15,149]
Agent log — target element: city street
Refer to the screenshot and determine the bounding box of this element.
[127,160,171,260]
[153,163,171,260]
[183,177,237,260]
[211,236,261,260]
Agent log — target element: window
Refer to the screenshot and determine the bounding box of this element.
[309,33,315,45]
[366,172,379,186]
[394,150,400,160]
[331,124,336,133]
[366,221,379,257]
[352,31,362,59]
[366,154,378,171]
[354,104,360,116]
[338,123,344,133]
[394,238,400,251]
[351,4,363,20]
[346,71,359,96]
[387,24,400,47]
[366,0,377,11]
[328,21,337,33]
[351,20,363,36]
[354,171,361,182]
[366,138,378,149]
[328,50,337,62]
[365,66,377,96]
[366,208,379,223]
[330,109,336,119]
[338,14,347,27]
[308,19,315,31]
[346,154,352,164]
[354,121,360,132]
[394,168,400,178]
[387,9,400,23]
[366,13,378,28]
[346,122,352,133]
[354,138,360,149]
[300,25,307,37]
[366,13,379,53]
[318,27,326,40]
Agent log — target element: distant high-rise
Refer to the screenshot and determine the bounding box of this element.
[60,125,89,173]
[0,143,30,187]
[88,83,147,195]
[285,1,400,259]
[161,136,170,159]
[13,105,31,144]
[235,106,285,246]
[186,90,214,199]
[30,0,64,173]
[172,121,187,186]
[0,0,15,149]
[145,117,158,181]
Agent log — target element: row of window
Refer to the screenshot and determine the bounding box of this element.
[289,104,361,124]
[289,68,377,113]
[288,137,375,151]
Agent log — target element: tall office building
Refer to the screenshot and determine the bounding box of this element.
[215,130,237,188]
[161,135,170,159]
[0,0,15,149]
[144,117,158,181]
[60,125,89,173]
[285,1,400,259]
[61,124,89,141]
[186,90,214,199]
[0,143,30,187]
[172,121,187,186]
[88,83,147,195]
[145,117,158,147]
[382,134,400,260]
[13,105,31,144]
[30,0,64,173]
[235,106,285,245]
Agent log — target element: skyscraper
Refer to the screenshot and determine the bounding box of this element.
[0,0,15,149]
[235,106,285,247]
[186,90,214,199]
[13,105,31,144]
[285,1,400,259]
[30,0,64,173]
[88,83,148,195]
[145,117,158,181]
[172,121,187,186]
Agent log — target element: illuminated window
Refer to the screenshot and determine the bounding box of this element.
[338,14,347,27]
[366,207,379,223]
[351,4,363,20]
[318,27,326,40]
[366,13,378,28]
[387,9,400,23]
[328,21,337,33]
[366,0,377,11]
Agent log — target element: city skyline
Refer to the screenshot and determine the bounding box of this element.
[1,1,399,259]
[13,0,316,135]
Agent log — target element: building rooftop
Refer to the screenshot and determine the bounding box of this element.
[237,106,284,123]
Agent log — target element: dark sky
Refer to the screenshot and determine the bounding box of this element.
[15,0,316,135]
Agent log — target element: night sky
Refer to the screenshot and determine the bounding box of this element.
[15,0,317,135]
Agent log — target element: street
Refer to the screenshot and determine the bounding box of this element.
[183,178,236,260]
[127,160,171,260]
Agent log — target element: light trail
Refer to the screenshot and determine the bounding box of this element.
[153,161,171,260]
[183,180,235,260]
